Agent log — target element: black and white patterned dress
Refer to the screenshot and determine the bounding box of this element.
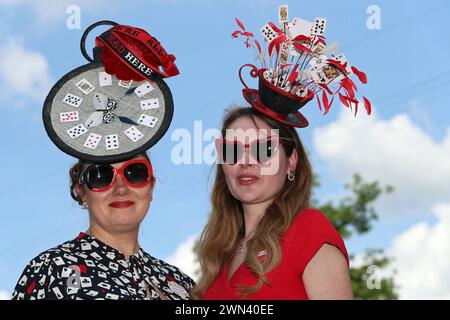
[12,232,195,300]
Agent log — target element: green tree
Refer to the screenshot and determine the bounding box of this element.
[314,173,398,299]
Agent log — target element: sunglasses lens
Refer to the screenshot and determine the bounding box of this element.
[221,142,242,164]
[85,165,114,190]
[253,139,275,163]
[124,162,150,186]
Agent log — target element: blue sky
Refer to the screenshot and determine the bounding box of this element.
[1,0,450,299]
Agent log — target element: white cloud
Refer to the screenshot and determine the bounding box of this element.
[165,235,200,282]
[313,108,450,217]
[0,290,10,300]
[0,38,52,104]
[388,202,450,299]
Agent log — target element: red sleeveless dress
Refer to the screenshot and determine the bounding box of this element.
[202,209,349,300]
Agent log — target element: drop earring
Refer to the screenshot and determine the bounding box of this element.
[287,170,295,181]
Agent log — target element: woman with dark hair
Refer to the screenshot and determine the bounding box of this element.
[194,107,352,300]
[12,21,195,300]
[13,153,195,300]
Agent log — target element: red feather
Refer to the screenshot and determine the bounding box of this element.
[363,96,372,115]
[322,90,330,115]
[329,94,335,111]
[231,30,242,38]
[353,100,359,116]
[268,35,285,56]
[235,18,246,31]
[347,77,358,90]
[342,77,357,93]
[339,93,350,108]
[314,38,326,46]
[254,40,262,53]
[342,80,355,99]
[351,66,368,84]
[293,35,311,43]
[319,83,333,95]
[268,41,276,56]
[241,31,254,37]
[316,94,322,111]
[287,64,299,84]
[292,42,313,54]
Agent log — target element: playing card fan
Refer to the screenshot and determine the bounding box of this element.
[232,5,372,127]
[43,20,179,163]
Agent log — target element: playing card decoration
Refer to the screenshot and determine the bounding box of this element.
[232,5,372,128]
[43,21,179,163]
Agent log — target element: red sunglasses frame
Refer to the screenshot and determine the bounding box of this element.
[215,136,286,165]
[79,159,153,192]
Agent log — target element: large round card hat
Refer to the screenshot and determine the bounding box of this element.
[233,5,372,128]
[43,20,179,163]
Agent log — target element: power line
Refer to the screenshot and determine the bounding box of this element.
[0,165,68,198]
[374,72,450,105]
[342,1,450,50]
[0,218,85,257]
[298,73,450,141]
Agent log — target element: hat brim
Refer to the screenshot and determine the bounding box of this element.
[242,88,309,128]
[42,62,174,163]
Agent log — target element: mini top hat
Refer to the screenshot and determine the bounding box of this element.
[43,21,179,163]
[232,5,372,128]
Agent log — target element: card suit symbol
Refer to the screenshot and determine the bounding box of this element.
[126,87,137,95]
[118,116,139,126]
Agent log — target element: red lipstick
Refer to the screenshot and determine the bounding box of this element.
[109,201,135,208]
[237,174,259,185]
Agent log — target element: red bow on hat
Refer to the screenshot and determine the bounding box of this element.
[95,24,179,81]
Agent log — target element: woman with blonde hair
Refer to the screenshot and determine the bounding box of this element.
[194,7,372,298]
[194,106,352,300]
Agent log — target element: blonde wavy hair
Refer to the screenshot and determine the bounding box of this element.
[193,107,314,298]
